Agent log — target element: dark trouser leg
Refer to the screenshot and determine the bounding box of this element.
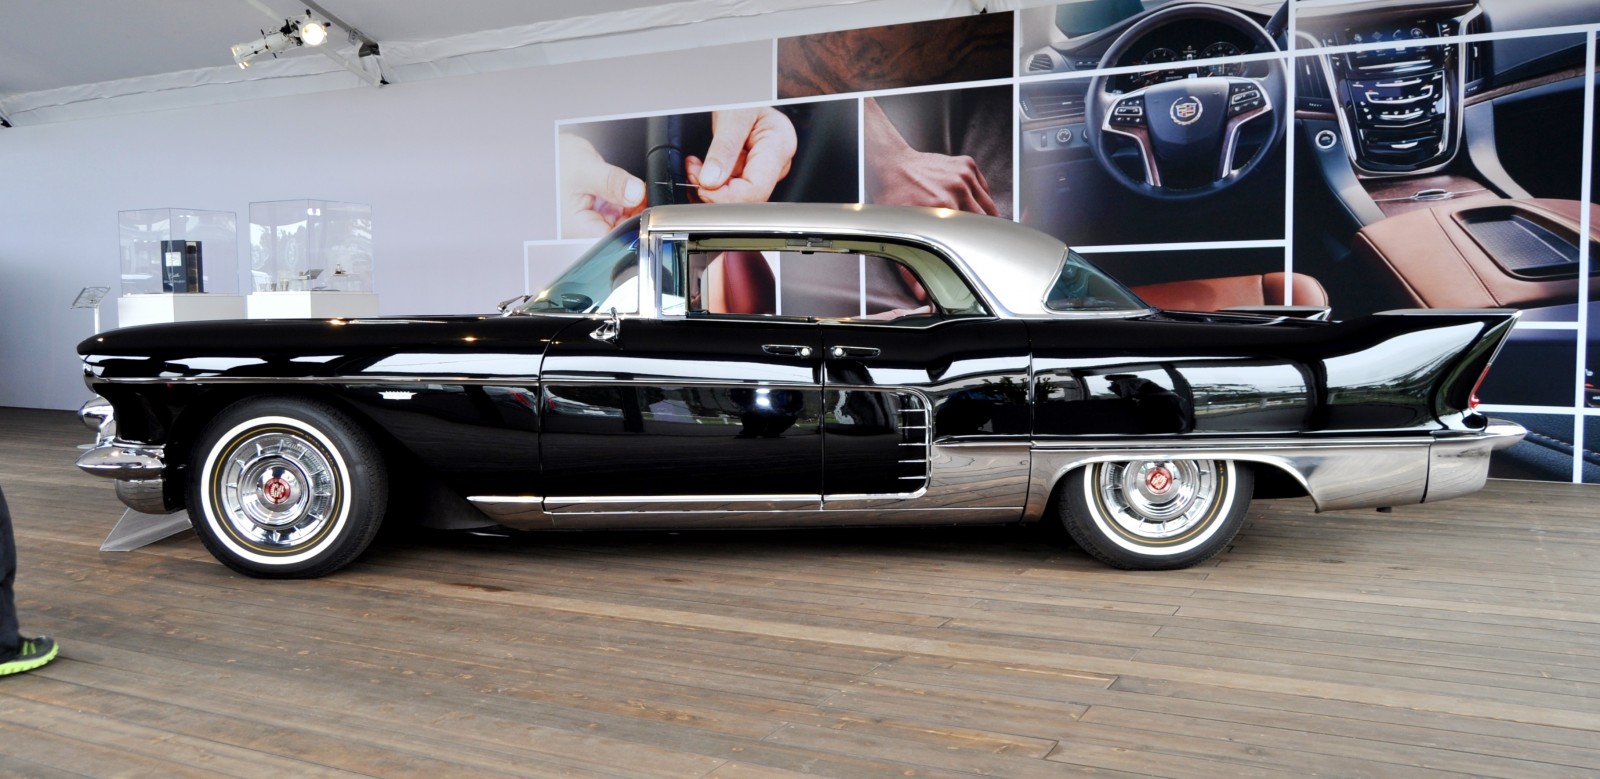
[0,485,21,660]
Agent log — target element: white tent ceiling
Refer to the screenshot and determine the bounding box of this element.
[0,0,721,94]
[0,0,1017,125]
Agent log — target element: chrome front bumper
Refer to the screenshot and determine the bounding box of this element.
[76,396,173,514]
[76,440,166,478]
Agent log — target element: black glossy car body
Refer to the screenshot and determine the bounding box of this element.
[76,204,1524,577]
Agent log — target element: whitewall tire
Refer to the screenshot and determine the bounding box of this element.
[188,397,387,578]
[1060,459,1252,570]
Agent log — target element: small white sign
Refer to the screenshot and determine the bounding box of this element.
[71,286,111,309]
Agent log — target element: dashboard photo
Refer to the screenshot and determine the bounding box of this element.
[1018,1,1290,247]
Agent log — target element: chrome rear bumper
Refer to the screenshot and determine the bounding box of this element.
[1424,421,1526,504]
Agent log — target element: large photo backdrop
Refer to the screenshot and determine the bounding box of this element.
[532,1,1599,484]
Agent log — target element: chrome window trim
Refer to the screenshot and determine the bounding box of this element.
[664,228,994,321]
[641,231,687,319]
[645,204,1078,318]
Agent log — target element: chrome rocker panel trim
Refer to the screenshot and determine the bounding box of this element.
[471,443,1031,531]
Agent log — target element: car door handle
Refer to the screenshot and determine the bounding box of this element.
[762,344,813,357]
[829,346,880,359]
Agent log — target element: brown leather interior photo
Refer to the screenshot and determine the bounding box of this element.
[1350,199,1599,310]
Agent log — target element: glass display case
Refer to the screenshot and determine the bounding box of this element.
[247,200,378,318]
[249,200,374,293]
[116,208,245,328]
[118,208,239,296]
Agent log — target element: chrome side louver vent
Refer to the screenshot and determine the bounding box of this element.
[896,395,930,493]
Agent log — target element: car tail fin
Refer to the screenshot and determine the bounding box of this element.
[1377,308,1519,421]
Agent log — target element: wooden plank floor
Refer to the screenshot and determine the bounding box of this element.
[2,405,1598,778]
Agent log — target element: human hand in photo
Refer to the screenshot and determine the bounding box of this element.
[864,97,998,216]
[686,108,797,203]
[560,133,647,238]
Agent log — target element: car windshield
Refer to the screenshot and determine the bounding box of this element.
[1044,250,1151,313]
[521,217,642,314]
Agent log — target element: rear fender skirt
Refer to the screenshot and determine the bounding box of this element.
[1026,420,1525,518]
[1025,438,1433,518]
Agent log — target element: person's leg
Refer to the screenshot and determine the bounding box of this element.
[0,484,56,676]
[0,485,20,660]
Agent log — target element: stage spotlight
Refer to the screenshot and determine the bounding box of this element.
[300,19,328,47]
[231,10,329,69]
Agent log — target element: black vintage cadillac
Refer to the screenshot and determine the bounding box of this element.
[76,203,1523,577]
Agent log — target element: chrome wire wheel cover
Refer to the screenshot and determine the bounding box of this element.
[216,430,339,551]
[1096,459,1217,542]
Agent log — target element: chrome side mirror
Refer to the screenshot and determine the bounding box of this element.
[589,308,621,344]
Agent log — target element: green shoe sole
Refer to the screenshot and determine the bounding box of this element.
[0,640,59,677]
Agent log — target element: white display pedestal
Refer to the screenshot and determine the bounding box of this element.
[247,291,380,319]
[117,293,246,328]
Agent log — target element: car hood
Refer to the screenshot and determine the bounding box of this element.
[78,314,579,383]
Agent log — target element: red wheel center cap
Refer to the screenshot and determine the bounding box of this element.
[1146,467,1174,494]
[263,478,292,505]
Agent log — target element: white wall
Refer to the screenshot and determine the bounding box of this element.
[0,42,773,410]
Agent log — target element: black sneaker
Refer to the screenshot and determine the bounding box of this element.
[0,637,59,677]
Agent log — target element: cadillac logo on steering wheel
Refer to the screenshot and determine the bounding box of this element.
[1171,96,1203,126]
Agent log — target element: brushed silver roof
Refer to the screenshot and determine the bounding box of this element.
[642,203,1117,319]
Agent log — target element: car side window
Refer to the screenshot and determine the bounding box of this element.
[671,236,988,323]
